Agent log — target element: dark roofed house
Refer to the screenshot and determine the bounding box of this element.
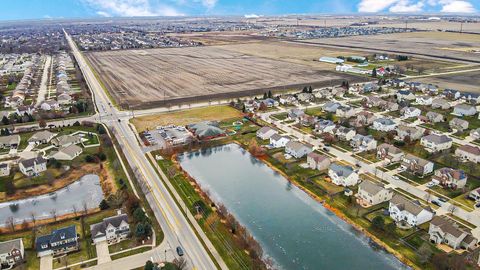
[433,167,467,189]
[187,121,226,140]
[90,211,130,245]
[19,156,47,176]
[307,152,331,171]
[35,225,79,257]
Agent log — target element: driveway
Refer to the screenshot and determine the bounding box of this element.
[95,241,111,264]
[39,255,53,270]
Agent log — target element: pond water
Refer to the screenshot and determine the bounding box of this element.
[178,144,408,270]
[0,174,104,226]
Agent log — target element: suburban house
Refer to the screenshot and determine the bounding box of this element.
[350,111,376,127]
[469,188,480,201]
[432,167,467,189]
[449,118,469,131]
[288,108,305,120]
[0,163,10,176]
[57,93,72,105]
[453,104,477,117]
[460,92,480,104]
[420,134,453,152]
[366,96,386,107]
[328,163,359,187]
[336,106,357,118]
[279,95,298,105]
[51,134,82,148]
[90,211,130,245]
[256,126,278,140]
[35,225,79,257]
[297,93,314,102]
[356,180,393,206]
[388,194,434,227]
[307,152,331,171]
[443,89,461,100]
[40,100,60,111]
[455,145,480,163]
[285,141,313,158]
[431,98,451,110]
[19,156,47,176]
[377,143,404,164]
[396,90,416,101]
[0,135,21,149]
[401,154,434,176]
[300,114,317,127]
[426,111,444,123]
[269,134,290,148]
[28,130,56,145]
[322,101,341,113]
[470,128,480,140]
[50,144,83,161]
[415,96,433,105]
[350,134,377,152]
[397,125,425,141]
[384,101,399,112]
[334,126,356,141]
[0,239,24,269]
[315,119,336,134]
[429,216,477,250]
[372,118,397,132]
[400,107,421,119]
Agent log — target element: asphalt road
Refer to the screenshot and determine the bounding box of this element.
[64,30,223,270]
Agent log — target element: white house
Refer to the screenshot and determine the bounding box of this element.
[28,130,56,145]
[285,141,312,158]
[400,107,421,119]
[453,104,476,117]
[415,96,433,105]
[372,118,397,132]
[19,156,47,176]
[350,134,377,152]
[356,180,393,206]
[256,126,277,140]
[328,163,359,187]
[401,154,434,176]
[420,134,453,153]
[429,216,477,251]
[389,194,434,227]
[269,134,290,148]
[40,100,60,111]
[455,145,480,163]
[90,211,130,245]
[432,167,467,189]
[0,239,24,269]
[334,126,356,141]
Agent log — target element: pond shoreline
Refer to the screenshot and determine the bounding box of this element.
[174,142,415,270]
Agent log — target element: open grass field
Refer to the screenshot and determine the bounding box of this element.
[131,105,242,132]
[406,70,480,92]
[86,44,366,109]
[169,30,273,45]
[301,31,480,64]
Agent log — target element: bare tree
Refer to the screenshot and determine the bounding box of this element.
[30,212,36,227]
[50,209,57,222]
[72,205,78,217]
[6,217,15,232]
[82,201,88,216]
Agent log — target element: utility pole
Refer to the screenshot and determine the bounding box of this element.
[460,22,463,34]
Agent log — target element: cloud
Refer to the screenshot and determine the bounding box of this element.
[83,0,184,17]
[358,0,476,13]
[244,14,260,18]
[96,11,112,17]
[199,0,217,9]
[389,0,425,12]
[440,0,476,12]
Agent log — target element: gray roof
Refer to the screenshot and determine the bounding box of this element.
[422,134,452,144]
[0,135,20,145]
[403,153,432,167]
[270,133,289,142]
[377,143,402,154]
[450,118,468,126]
[359,180,387,196]
[286,141,311,152]
[51,134,80,146]
[329,163,354,178]
[19,156,47,168]
[374,118,395,125]
[431,216,470,238]
[390,194,430,215]
[0,238,23,254]
[57,144,82,158]
[257,126,275,136]
[90,213,129,239]
[28,130,55,142]
[454,104,475,111]
[35,225,77,252]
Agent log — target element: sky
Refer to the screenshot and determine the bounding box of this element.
[0,0,478,21]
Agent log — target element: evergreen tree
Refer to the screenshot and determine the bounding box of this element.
[372,68,377,78]
[1,116,9,125]
[267,90,272,98]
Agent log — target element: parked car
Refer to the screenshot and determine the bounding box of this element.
[432,200,442,207]
[176,246,184,256]
[476,202,480,208]
[438,197,448,203]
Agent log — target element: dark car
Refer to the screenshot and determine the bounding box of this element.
[431,200,441,207]
[323,147,330,152]
[176,246,184,256]
[476,202,480,208]
[438,197,448,203]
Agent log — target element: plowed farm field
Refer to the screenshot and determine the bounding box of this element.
[86,45,364,109]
